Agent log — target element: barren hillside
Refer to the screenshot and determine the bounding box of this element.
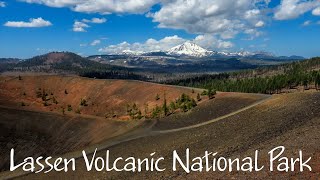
[0,75,199,119]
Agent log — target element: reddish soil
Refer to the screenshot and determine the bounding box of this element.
[0,75,201,174]
[0,75,199,119]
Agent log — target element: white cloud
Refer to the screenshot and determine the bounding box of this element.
[90,40,101,46]
[99,35,233,54]
[99,35,185,54]
[73,21,89,32]
[274,0,320,20]
[255,21,265,27]
[244,9,261,19]
[82,17,107,24]
[20,0,160,14]
[99,41,131,54]
[20,0,268,39]
[21,0,81,7]
[243,29,263,40]
[4,17,52,28]
[150,0,269,39]
[16,0,320,41]
[312,7,320,16]
[0,1,6,7]
[302,20,311,26]
[193,34,234,49]
[73,18,106,32]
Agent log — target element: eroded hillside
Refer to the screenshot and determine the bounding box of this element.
[0,75,199,120]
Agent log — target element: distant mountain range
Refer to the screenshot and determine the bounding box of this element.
[0,44,306,76]
[107,42,304,60]
[86,42,305,73]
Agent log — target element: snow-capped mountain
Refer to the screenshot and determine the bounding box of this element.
[111,42,303,60]
[167,42,214,57]
[120,50,145,56]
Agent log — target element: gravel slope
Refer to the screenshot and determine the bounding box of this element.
[19,91,320,179]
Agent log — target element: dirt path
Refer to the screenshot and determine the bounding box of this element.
[0,94,271,180]
[155,94,271,134]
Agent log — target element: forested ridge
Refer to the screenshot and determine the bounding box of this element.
[13,52,123,72]
[5,52,148,80]
[166,57,320,94]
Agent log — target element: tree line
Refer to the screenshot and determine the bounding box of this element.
[126,93,198,120]
[166,57,320,94]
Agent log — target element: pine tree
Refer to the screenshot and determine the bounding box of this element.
[152,105,161,118]
[162,92,168,116]
[155,94,160,101]
[144,103,149,118]
[197,93,201,101]
[137,110,142,119]
[207,88,216,99]
[61,107,65,115]
[80,98,88,106]
[42,89,47,101]
[169,101,176,113]
[67,105,72,111]
[52,96,58,104]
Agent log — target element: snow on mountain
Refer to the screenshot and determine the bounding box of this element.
[222,51,254,57]
[167,42,214,57]
[165,42,270,58]
[113,42,285,59]
[120,50,145,56]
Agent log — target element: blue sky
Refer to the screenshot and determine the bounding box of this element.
[0,0,320,58]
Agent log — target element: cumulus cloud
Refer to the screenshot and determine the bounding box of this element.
[99,35,185,54]
[90,40,101,46]
[21,0,82,7]
[20,0,268,39]
[16,0,320,41]
[241,28,263,40]
[312,7,320,16]
[82,17,107,24]
[193,34,234,49]
[4,17,52,28]
[99,35,233,54]
[274,0,320,20]
[73,17,107,32]
[0,1,6,7]
[20,0,160,14]
[73,21,89,32]
[255,21,265,27]
[150,0,269,39]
